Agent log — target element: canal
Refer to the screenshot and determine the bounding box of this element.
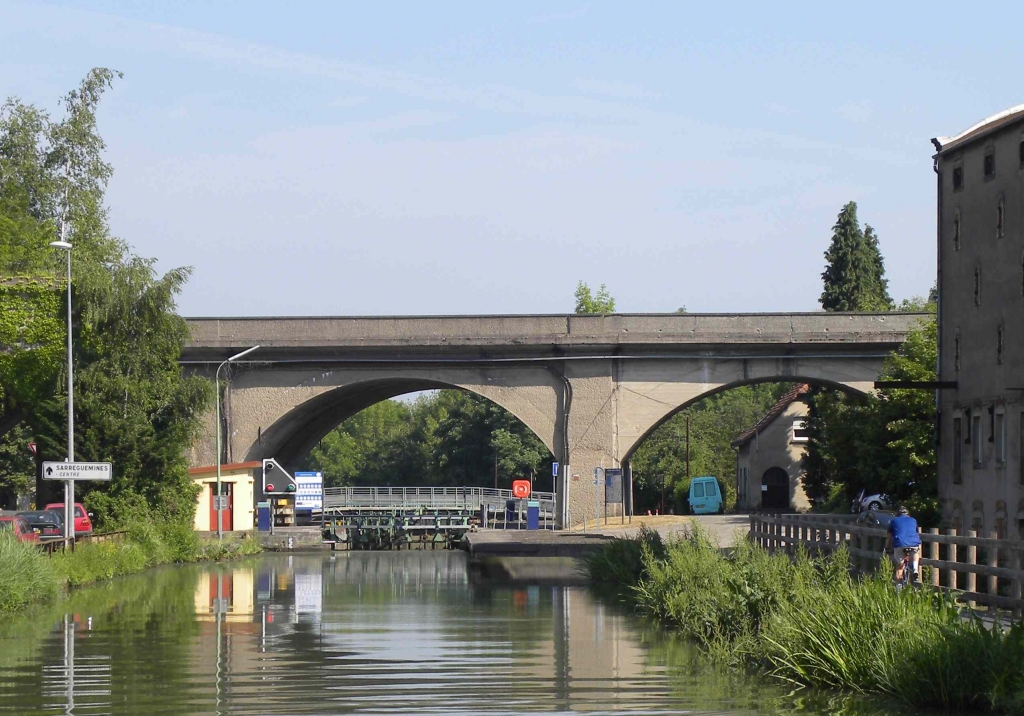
[0,551,894,715]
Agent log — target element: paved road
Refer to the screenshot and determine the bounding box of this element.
[588,514,751,547]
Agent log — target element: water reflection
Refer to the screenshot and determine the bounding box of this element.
[0,552,904,715]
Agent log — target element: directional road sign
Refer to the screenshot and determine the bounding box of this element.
[42,461,112,481]
[552,462,559,477]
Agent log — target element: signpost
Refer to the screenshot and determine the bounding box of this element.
[42,462,111,543]
[42,462,112,482]
[294,471,324,529]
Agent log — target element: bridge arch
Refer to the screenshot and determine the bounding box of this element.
[619,375,868,465]
[196,365,562,474]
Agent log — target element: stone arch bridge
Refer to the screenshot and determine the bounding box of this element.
[182,312,930,526]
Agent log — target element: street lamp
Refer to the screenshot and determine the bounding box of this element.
[215,345,260,540]
[49,239,74,541]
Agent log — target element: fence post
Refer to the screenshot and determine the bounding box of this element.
[966,530,977,608]
[1012,548,1022,619]
[945,528,958,591]
[987,530,999,598]
[928,528,940,587]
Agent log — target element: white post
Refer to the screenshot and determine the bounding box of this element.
[215,345,260,540]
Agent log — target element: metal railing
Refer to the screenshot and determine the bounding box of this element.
[323,485,554,512]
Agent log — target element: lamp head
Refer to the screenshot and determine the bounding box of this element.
[49,240,73,250]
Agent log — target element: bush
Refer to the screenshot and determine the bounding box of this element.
[0,532,61,611]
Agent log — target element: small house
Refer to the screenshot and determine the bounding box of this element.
[189,461,259,532]
[732,385,812,512]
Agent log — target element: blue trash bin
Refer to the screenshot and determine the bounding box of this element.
[526,500,540,530]
[257,502,272,532]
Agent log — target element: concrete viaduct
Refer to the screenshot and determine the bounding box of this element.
[181,312,930,526]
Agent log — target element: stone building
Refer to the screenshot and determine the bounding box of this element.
[733,384,812,512]
[932,105,1024,538]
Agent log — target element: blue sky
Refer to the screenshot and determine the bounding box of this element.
[2,1,1020,316]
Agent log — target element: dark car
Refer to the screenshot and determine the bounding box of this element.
[0,515,41,543]
[856,509,896,529]
[16,510,65,540]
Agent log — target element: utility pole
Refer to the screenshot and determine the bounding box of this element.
[685,415,691,480]
[493,451,498,490]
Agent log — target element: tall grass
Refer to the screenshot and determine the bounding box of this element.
[0,533,61,611]
[588,523,1024,712]
[0,523,262,613]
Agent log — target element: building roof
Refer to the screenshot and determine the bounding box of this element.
[188,461,262,476]
[731,384,810,447]
[932,104,1024,155]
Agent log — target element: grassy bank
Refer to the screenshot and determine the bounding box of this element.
[0,523,261,612]
[588,525,1024,713]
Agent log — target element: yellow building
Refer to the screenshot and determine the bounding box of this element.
[189,461,259,532]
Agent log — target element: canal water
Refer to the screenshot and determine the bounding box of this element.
[0,552,894,715]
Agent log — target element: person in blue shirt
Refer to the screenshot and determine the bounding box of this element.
[886,506,922,583]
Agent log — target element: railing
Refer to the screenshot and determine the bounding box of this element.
[750,513,1024,613]
[322,486,555,514]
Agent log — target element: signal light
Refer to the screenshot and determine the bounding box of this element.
[265,483,275,492]
[286,484,296,492]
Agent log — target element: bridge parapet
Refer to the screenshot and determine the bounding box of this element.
[183,312,931,357]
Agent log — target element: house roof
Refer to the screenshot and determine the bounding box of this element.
[932,104,1024,155]
[730,384,810,447]
[188,461,262,476]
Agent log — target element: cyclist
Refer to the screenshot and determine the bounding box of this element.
[885,506,922,584]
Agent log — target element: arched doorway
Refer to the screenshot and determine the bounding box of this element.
[761,467,790,510]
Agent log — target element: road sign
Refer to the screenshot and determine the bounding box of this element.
[552,462,559,477]
[42,461,111,481]
[28,442,37,456]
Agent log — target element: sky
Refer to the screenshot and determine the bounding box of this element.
[1,1,1021,317]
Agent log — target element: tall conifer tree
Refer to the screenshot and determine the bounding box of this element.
[819,202,892,312]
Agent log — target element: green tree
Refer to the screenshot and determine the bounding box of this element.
[574,281,616,314]
[802,317,938,523]
[303,390,553,490]
[0,70,211,524]
[820,202,893,312]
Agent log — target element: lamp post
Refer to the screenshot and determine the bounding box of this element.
[215,345,260,540]
[49,239,74,541]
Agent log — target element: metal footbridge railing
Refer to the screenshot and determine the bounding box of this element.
[321,486,555,515]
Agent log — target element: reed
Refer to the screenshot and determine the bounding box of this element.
[588,523,1024,712]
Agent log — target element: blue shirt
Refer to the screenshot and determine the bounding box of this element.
[888,515,922,548]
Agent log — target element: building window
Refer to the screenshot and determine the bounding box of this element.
[953,165,964,191]
[996,412,1006,463]
[974,265,982,306]
[791,419,809,443]
[953,417,963,484]
[997,196,1005,238]
[998,324,1005,365]
[953,210,962,250]
[973,413,983,465]
[955,328,961,371]
[984,151,996,180]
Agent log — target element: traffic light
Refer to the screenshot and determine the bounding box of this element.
[262,458,297,495]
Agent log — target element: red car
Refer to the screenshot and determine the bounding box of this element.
[0,515,41,543]
[44,502,93,537]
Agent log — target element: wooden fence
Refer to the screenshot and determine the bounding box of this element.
[41,530,128,555]
[749,513,1024,613]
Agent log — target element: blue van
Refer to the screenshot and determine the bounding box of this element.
[688,476,724,515]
